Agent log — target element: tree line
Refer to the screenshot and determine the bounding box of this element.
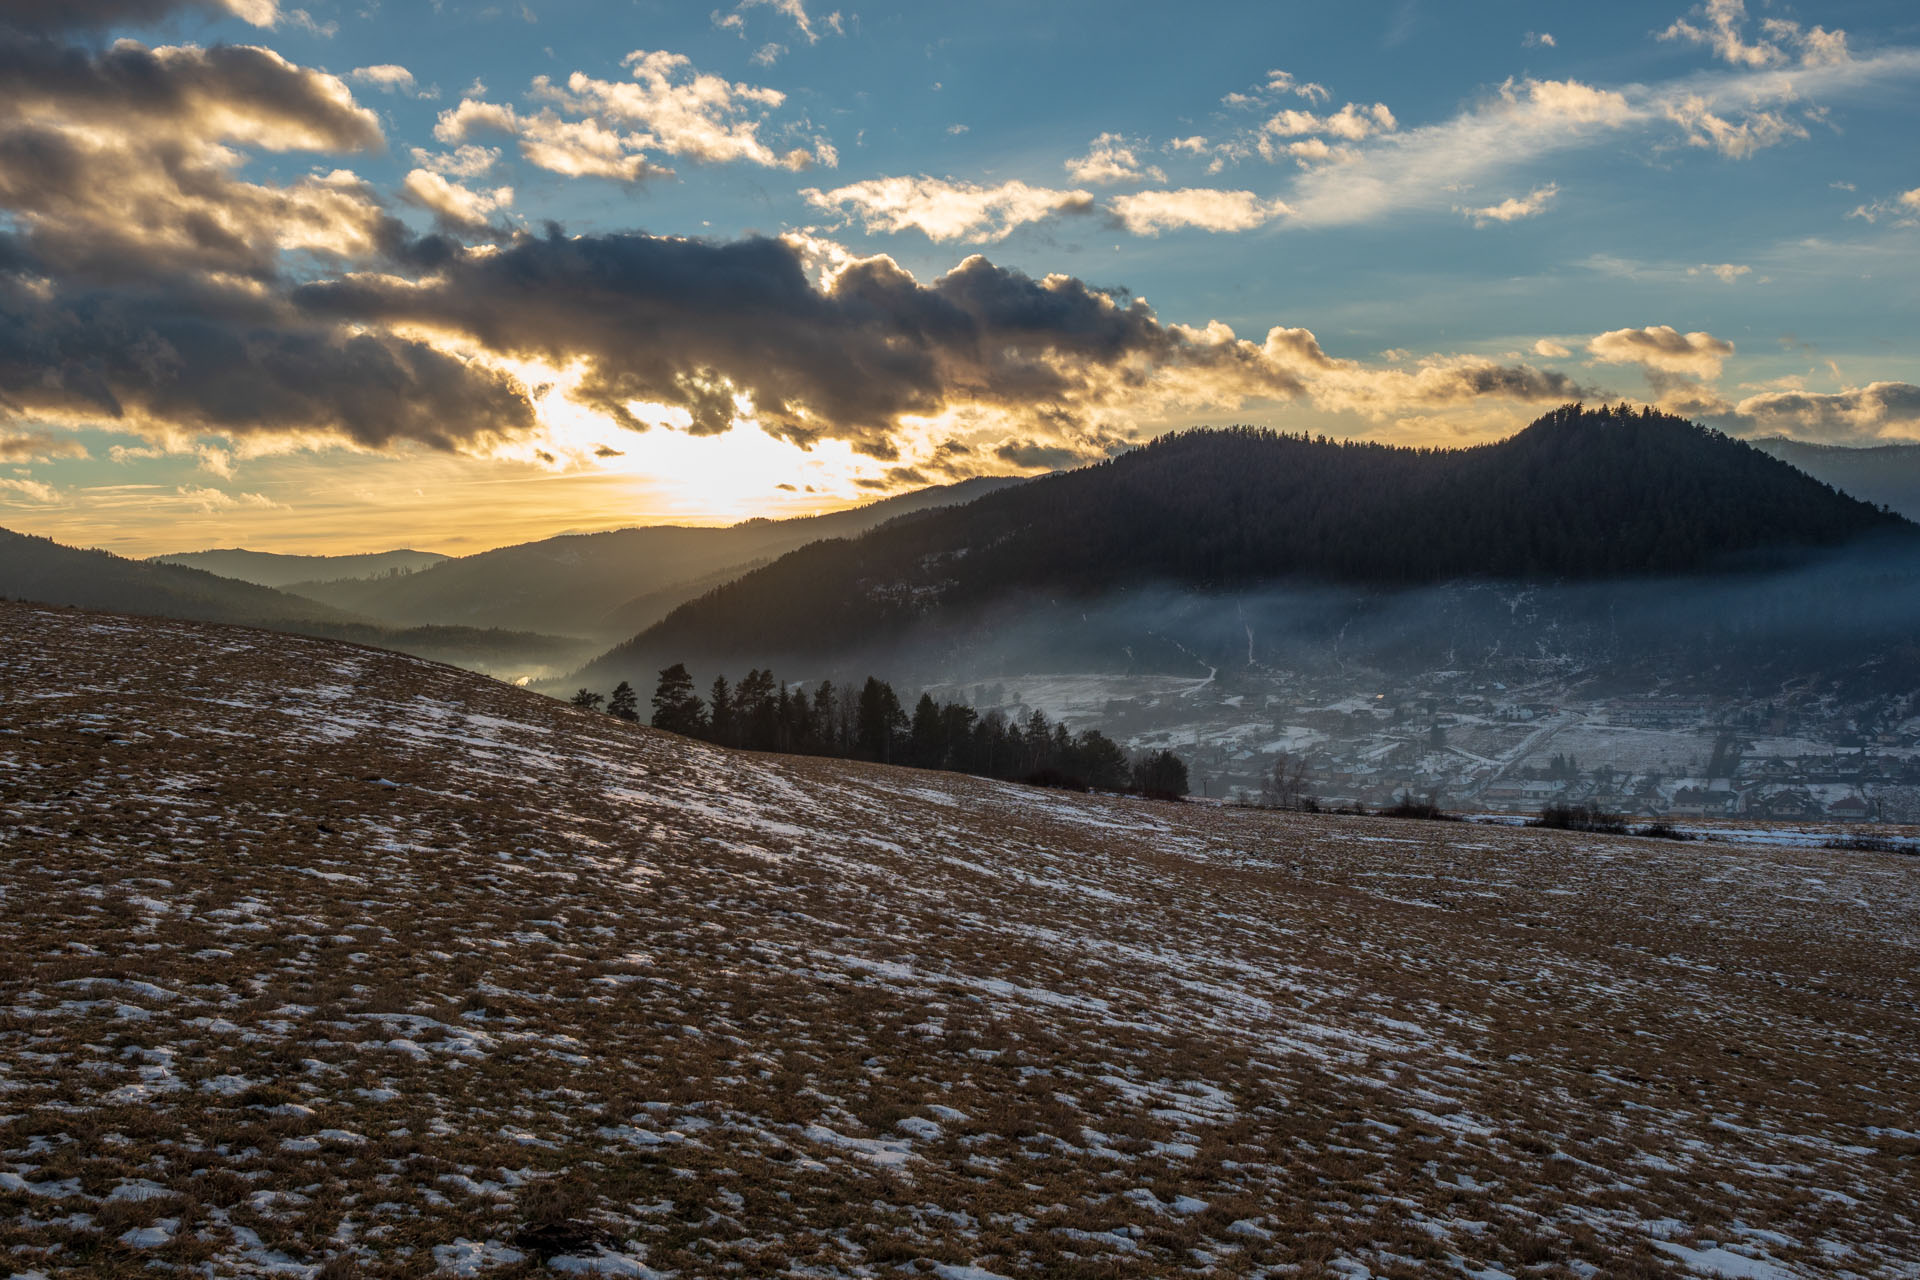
[572,666,1189,799]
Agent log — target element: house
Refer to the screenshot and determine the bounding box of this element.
[1669,786,1739,819]
[1826,793,1876,822]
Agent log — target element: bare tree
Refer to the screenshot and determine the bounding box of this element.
[1263,752,1316,811]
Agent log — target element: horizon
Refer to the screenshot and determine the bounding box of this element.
[1,0,1917,556]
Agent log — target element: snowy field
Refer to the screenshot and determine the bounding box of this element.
[2,602,1918,1278]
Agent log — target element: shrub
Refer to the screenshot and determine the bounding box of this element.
[1530,803,1628,834]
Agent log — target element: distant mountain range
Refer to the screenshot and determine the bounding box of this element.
[271,476,1023,640]
[1749,436,1920,521]
[578,406,1913,687]
[0,527,591,677]
[149,546,449,587]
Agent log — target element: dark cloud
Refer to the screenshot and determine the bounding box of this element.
[993,440,1089,471]
[0,0,234,35]
[0,262,535,448]
[295,234,1310,455]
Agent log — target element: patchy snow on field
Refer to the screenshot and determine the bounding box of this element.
[2,601,1918,1278]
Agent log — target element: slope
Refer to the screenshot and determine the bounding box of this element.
[3,600,1917,1277]
[0,526,588,677]
[149,546,449,587]
[1750,435,1920,521]
[284,474,1025,639]
[587,405,1911,682]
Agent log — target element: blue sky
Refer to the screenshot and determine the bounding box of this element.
[3,0,1917,552]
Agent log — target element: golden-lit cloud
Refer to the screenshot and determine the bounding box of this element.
[1734,383,1920,442]
[401,169,514,231]
[802,176,1094,242]
[1587,325,1734,378]
[432,50,831,182]
[1108,188,1290,235]
[1064,133,1165,185]
[1461,183,1558,225]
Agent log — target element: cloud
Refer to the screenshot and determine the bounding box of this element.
[1461,182,1558,225]
[175,483,282,512]
[0,476,62,504]
[434,51,830,180]
[1108,188,1290,235]
[1847,186,1920,224]
[350,64,417,95]
[410,144,501,179]
[294,234,1333,454]
[0,431,88,461]
[802,177,1093,243]
[1587,326,1734,378]
[401,170,514,231]
[1262,102,1397,142]
[1064,133,1165,185]
[1734,383,1920,442]
[1659,0,1849,70]
[0,0,279,33]
[1532,339,1571,358]
[1661,95,1807,158]
[0,37,391,285]
[1688,262,1751,283]
[1524,31,1555,49]
[731,0,841,44]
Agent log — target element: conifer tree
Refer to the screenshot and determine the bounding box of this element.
[608,680,639,722]
[649,664,706,736]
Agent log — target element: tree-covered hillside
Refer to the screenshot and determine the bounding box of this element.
[585,405,1910,681]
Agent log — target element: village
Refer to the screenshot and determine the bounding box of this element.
[953,664,1920,823]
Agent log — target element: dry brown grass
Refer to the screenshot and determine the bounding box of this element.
[1,601,1917,1277]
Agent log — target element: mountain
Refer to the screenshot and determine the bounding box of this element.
[1750,435,1920,521]
[149,546,448,587]
[0,525,589,677]
[280,475,1025,640]
[5,599,1913,1276]
[583,405,1911,684]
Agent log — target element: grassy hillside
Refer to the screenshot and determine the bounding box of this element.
[3,600,1917,1276]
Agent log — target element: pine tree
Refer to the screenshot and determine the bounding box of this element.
[707,675,734,747]
[649,664,706,736]
[608,680,639,722]
[570,688,605,712]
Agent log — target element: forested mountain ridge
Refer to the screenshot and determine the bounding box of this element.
[583,405,1911,681]
[150,547,449,587]
[281,474,1025,639]
[0,526,590,675]
[1750,436,1920,522]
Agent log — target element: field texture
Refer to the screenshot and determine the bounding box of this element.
[2,602,1917,1278]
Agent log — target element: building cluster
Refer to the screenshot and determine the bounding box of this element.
[976,668,1920,825]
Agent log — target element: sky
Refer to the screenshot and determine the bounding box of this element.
[1,0,1917,556]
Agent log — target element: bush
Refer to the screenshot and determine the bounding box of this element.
[1530,802,1628,834]
[1380,793,1456,821]
[1824,834,1909,854]
[1634,822,1695,842]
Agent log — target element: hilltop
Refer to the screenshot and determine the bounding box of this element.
[0,527,588,677]
[583,405,1911,684]
[149,547,449,588]
[2,601,1917,1277]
